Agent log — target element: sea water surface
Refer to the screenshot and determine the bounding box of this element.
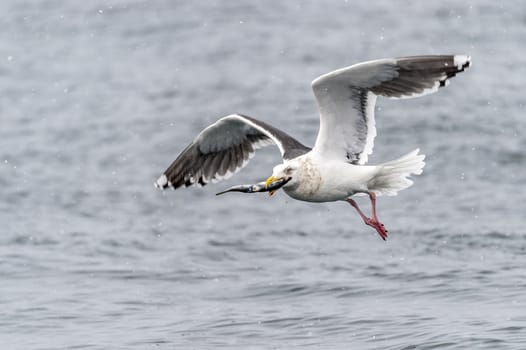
[1,1,526,349]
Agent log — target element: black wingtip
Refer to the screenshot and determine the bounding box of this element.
[154,174,173,190]
[454,54,472,72]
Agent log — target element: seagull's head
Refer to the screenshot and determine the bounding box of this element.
[264,161,300,196]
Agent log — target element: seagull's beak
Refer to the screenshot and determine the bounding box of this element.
[265,175,280,196]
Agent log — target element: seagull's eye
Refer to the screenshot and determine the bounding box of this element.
[285,167,294,175]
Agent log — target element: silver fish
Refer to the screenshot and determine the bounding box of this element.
[216,178,291,196]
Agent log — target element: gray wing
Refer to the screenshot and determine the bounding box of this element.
[311,55,471,164]
[155,114,310,190]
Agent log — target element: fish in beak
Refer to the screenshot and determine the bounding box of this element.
[265,175,286,196]
[215,178,291,196]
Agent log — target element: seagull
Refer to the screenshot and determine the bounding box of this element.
[155,55,471,240]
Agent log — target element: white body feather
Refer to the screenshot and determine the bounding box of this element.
[278,149,425,202]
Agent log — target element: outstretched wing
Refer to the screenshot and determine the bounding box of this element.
[311,55,471,164]
[155,114,310,190]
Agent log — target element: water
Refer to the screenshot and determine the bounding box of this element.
[1,1,525,349]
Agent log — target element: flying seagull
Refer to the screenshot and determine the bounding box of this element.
[155,55,471,240]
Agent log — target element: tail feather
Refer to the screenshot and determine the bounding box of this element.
[369,149,426,196]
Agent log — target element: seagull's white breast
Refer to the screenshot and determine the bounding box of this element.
[282,156,322,201]
[283,155,376,203]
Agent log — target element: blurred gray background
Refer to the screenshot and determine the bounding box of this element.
[1,1,525,349]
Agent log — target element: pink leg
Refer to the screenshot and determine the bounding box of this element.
[346,192,388,240]
[369,192,379,222]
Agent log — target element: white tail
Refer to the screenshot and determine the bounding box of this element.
[368,149,426,196]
